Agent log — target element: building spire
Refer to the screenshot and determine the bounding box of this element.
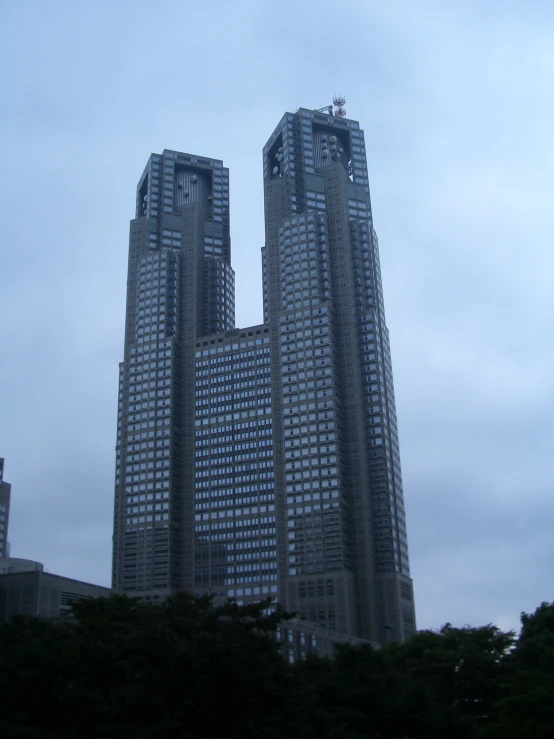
[333,95,346,117]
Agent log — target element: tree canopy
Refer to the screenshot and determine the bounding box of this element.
[0,594,552,738]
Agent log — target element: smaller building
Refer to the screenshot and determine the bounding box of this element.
[279,618,378,662]
[0,569,110,622]
[0,458,11,558]
[0,557,44,574]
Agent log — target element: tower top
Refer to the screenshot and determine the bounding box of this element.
[333,95,346,118]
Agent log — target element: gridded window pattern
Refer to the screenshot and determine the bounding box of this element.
[118,249,183,594]
[348,198,370,221]
[122,527,173,592]
[161,228,182,248]
[211,161,228,225]
[135,154,162,219]
[124,332,176,530]
[261,247,269,323]
[119,327,177,592]
[0,459,8,558]
[135,250,179,344]
[204,258,235,333]
[279,214,330,311]
[193,335,276,603]
[350,221,410,577]
[279,306,350,576]
[0,503,8,556]
[306,190,326,212]
[204,235,225,257]
[350,127,370,192]
[161,151,175,214]
[116,148,233,599]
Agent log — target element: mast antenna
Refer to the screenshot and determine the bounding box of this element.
[333,95,346,118]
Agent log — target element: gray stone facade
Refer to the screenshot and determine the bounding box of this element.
[0,570,110,622]
[112,108,416,645]
[0,459,11,559]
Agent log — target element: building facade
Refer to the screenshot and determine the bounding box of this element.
[0,557,43,575]
[0,459,11,559]
[112,107,416,645]
[0,569,110,622]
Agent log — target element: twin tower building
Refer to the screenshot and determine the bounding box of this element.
[112,106,416,646]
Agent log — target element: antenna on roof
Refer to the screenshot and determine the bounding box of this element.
[333,95,346,118]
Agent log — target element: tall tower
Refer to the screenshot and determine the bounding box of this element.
[113,108,415,644]
[262,107,415,643]
[112,151,234,599]
[0,459,11,558]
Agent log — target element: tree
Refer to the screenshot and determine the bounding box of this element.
[483,602,554,739]
[0,594,306,739]
[1,595,551,738]
[294,622,515,739]
[387,624,514,738]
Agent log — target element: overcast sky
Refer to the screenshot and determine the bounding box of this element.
[1,0,552,634]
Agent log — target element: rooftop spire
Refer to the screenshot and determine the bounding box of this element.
[333,95,346,117]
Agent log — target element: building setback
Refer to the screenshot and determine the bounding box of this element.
[112,105,416,646]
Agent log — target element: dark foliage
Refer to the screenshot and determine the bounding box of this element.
[481,602,554,739]
[0,595,552,738]
[0,594,304,739]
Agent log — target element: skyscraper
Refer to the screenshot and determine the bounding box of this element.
[112,105,416,645]
[0,459,11,559]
